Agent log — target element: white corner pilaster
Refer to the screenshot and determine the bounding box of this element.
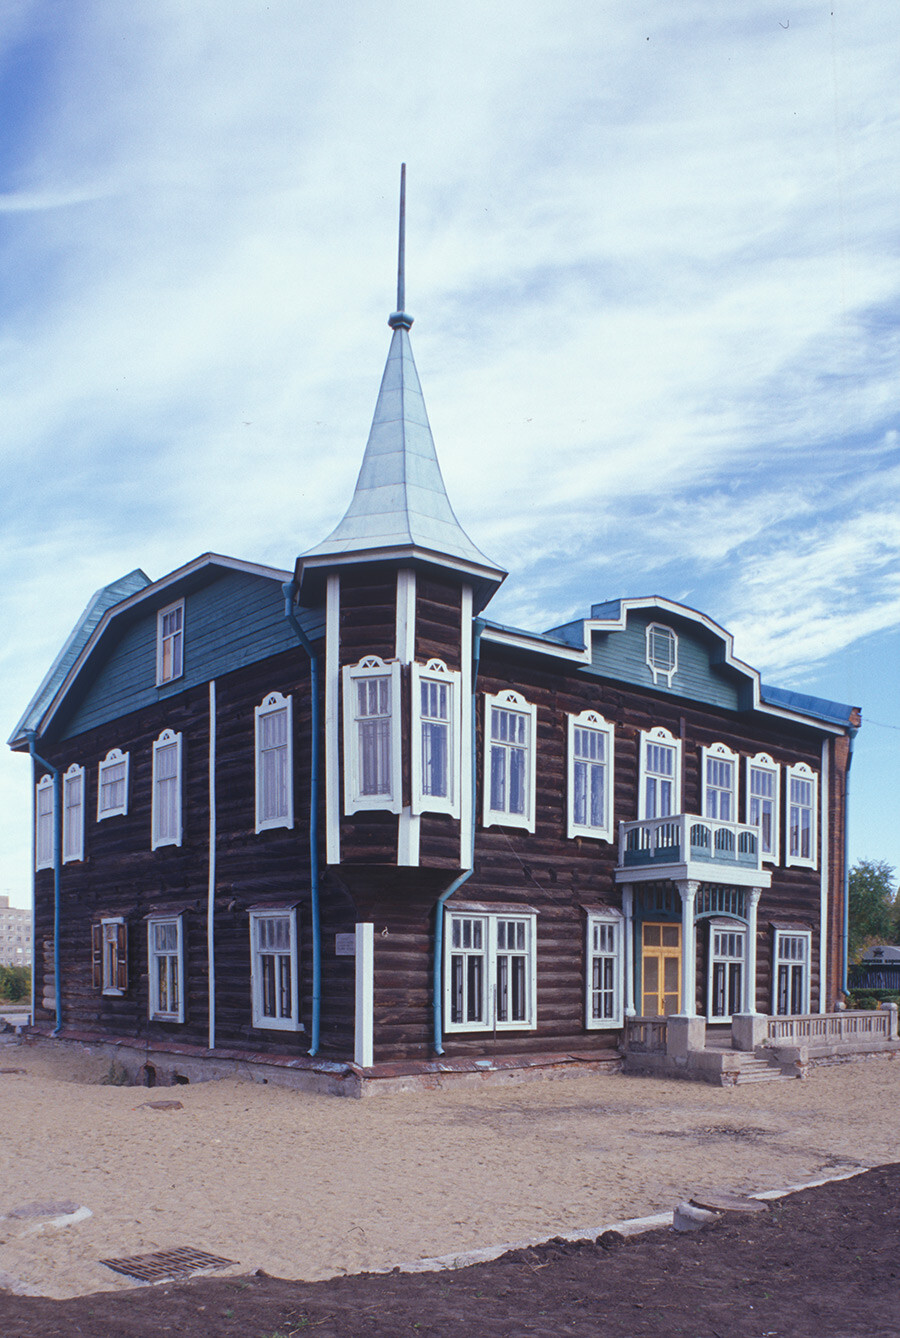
[354,922,375,1068]
[622,883,636,1017]
[325,574,341,865]
[819,736,830,1012]
[396,568,420,867]
[675,879,699,1016]
[459,584,474,867]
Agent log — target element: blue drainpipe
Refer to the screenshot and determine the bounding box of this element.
[841,724,859,997]
[283,583,321,1057]
[26,733,62,1035]
[433,617,484,1055]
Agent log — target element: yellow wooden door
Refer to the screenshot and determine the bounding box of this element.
[641,922,681,1016]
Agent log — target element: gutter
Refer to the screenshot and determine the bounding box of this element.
[283,583,322,1057]
[432,617,484,1055]
[841,723,859,996]
[26,733,62,1035]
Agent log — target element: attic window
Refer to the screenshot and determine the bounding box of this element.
[646,623,677,686]
[157,600,184,685]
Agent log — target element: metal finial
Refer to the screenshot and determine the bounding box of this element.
[389,163,413,331]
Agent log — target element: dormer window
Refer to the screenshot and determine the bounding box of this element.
[157,600,184,685]
[646,623,677,686]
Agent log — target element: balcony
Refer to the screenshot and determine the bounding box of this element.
[616,814,770,887]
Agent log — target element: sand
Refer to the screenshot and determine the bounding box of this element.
[1,1041,899,1300]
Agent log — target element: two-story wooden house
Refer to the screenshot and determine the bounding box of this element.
[10,221,862,1092]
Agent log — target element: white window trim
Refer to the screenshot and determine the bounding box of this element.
[411,659,461,818]
[746,752,780,865]
[97,748,129,820]
[705,918,746,1023]
[156,599,184,686]
[785,762,818,870]
[147,913,185,1023]
[249,906,302,1031]
[772,928,812,1015]
[646,622,678,686]
[567,710,615,841]
[443,907,538,1033]
[97,916,127,997]
[482,689,538,833]
[255,691,294,833]
[637,727,682,820]
[700,741,739,822]
[585,909,624,1029]
[152,729,183,850]
[62,763,85,864]
[35,773,55,871]
[342,657,403,815]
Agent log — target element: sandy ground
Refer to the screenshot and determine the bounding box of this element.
[1,1040,899,1301]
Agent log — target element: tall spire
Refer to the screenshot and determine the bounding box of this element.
[297,166,506,611]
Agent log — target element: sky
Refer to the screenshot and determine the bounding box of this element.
[1,1,898,908]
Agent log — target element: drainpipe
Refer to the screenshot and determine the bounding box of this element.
[841,723,859,997]
[26,733,62,1035]
[283,582,322,1056]
[432,617,484,1055]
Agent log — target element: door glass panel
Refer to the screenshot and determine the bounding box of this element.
[643,923,661,947]
[662,925,679,948]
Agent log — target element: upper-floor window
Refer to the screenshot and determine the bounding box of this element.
[444,907,537,1032]
[249,907,301,1030]
[411,659,461,818]
[63,763,85,863]
[586,910,624,1028]
[342,657,402,815]
[567,710,615,840]
[157,600,184,685]
[638,727,681,819]
[147,914,184,1022]
[646,623,677,686]
[97,749,129,820]
[255,692,293,833]
[786,763,818,869]
[701,742,738,822]
[746,753,780,863]
[152,729,183,849]
[483,690,537,833]
[35,773,55,871]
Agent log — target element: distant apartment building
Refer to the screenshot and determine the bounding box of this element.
[0,895,31,968]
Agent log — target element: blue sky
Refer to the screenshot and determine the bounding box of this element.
[2,1,898,907]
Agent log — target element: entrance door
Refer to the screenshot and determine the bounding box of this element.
[642,922,681,1016]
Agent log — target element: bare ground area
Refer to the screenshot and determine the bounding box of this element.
[2,1042,900,1335]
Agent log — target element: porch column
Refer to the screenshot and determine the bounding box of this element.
[743,887,762,1015]
[675,879,699,1015]
[622,884,636,1017]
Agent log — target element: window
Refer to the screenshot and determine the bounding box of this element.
[97,749,129,819]
[586,911,624,1028]
[150,730,183,849]
[567,711,614,840]
[483,691,537,832]
[773,929,811,1015]
[411,659,461,817]
[92,917,128,996]
[646,623,677,686]
[342,657,402,814]
[147,915,185,1022]
[746,753,780,862]
[786,763,818,868]
[255,692,294,832]
[249,908,301,1030]
[444,908,537,1032]
[35,773,55,871]
[707,923,744,1020]
[701,743,738,821]
[63,763,85,863]
[157,600,184,685]
[638,727,681,819]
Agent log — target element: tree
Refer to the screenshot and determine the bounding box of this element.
[0,964,31,1003]
[848,859,899,961]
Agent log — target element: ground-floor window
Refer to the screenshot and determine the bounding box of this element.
[249,907,301,1030]
[91,917,127,996]
[585,911,623,1028]
[147,914,185,1023]
[707,922,745,1021]
[444,908,537,1032]
[773,929,811,1015]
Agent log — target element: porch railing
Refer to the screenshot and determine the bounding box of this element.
[623,1017,667,1052]
[767,1008,899,1046]
[619,814,761,872]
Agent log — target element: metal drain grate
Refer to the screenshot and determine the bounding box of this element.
[99,1247,235,1282]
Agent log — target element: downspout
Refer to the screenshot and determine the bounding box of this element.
[26,733,62,1035]
[841,723,859,997]
[283,582,321,1057]
[432,617,484,1055]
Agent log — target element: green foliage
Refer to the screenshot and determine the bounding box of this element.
[848,859,899,961]
[847,990,900,1010]
[0,964,31,1002]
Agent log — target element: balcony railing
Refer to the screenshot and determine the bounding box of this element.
[619,814,762,872]
[767,1008,899,1046]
